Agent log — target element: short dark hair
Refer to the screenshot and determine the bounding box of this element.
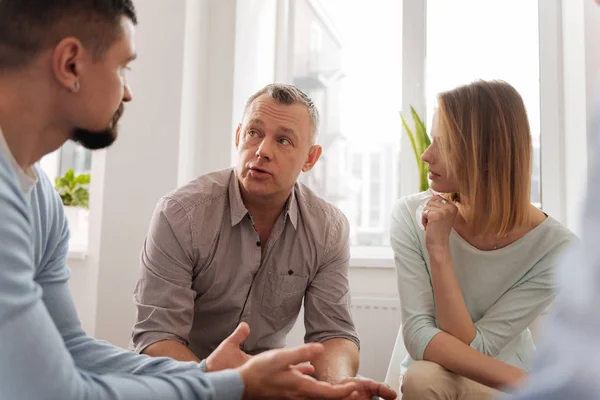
[0,0,137,71]
[244,83,320,142]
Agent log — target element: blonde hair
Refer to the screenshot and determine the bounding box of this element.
[437,80,532,236]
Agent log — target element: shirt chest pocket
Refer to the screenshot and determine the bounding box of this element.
[261,272,308,323]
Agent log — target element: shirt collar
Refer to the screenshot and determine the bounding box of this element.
[229,168,298,229]
[0,126,37,195]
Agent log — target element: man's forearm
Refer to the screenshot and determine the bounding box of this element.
[311,338,359,383]
[423,332,526,390]
[142,339,201,363]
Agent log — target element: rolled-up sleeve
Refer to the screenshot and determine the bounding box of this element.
[131,196,198,354]
[303,211,360,347]
[390,199,442,361]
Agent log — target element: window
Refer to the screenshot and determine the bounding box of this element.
[288,0,403,248]
[426,0,541,206]
[247,0,561,256]
[39,143,92,256]
[58,142,92,177]
[40,145,92,183]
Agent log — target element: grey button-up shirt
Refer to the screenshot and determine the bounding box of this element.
[131,168,359,360]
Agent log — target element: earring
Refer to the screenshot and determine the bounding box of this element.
[72,81,80,92]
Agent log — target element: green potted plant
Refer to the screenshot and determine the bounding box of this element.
[55,168,90,235]
[400,106,431,192]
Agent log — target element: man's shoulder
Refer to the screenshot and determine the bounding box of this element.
[295,181,349,236]
[32,165,61,203]
[0,152,20,196]
[163,168,233,214]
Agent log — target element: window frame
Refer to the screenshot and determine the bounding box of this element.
[275,0,566,268]
[39,0,568,267]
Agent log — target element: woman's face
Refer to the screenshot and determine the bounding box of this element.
[421,111,459,193]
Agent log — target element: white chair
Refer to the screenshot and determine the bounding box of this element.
[384,324,407,396]
[383,316,546,399]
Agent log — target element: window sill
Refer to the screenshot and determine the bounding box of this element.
[67,245,393,265]
[350,246,395,268]
[68,244,88,261]
[68,233,88,261]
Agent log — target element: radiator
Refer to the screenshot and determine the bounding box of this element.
[286,296,401,381]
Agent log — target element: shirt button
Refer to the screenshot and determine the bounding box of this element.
[288,269,294,275]
[256,241,261,247]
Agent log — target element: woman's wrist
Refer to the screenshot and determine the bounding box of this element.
[427,243,452,263]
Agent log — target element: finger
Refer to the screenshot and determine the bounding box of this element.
[427,198,453,208]
[224,322,250,346]
[422,210,428,229]
[268,343,325,370]
[290,363,315,375]
[424,202,445,212]
[422,211,432,229]
[295,378,358,399]
[339,378,397,400]
[371,381,398,400]
[431,194,449,203]
[425,196,441,206]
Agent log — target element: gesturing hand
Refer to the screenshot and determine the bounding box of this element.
[338,377,398,400]
[206,322,253,372]
[238,343,360,400]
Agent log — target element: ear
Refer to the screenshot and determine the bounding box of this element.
[302,145,322,173]
[235,123,242,149]
[52,37,85,93]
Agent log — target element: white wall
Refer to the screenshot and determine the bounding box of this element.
[177,0,209,186]
[561,0,587,235]
[400,0,425,197]
[180,0,279,180]
[560,0,600,235]
[231,0,278,125]
[583,0,600,212]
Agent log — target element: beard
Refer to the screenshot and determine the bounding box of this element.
[70,103,124,150]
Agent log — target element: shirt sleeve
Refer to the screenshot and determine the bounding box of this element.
[303,210,360,347]
[131,196,198,353]
[390,199,442,361]
[0,159,244,400]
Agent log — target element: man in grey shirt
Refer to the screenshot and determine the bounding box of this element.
[132,83,362,385]
[0,1,399,398]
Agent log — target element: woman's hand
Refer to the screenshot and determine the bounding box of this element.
[422,195,458,253]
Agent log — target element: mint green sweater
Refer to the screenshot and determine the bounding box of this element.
[390,192,576,374]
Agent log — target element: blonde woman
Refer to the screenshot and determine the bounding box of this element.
[390,80,576,400]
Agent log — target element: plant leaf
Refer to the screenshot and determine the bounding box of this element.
[65,168,75,181]
[400,112,420,166]
[75,174,91,185]
[411,106,429,153]
[54,168,91,207]
[74,187,90,209]
[400,106,430,192]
